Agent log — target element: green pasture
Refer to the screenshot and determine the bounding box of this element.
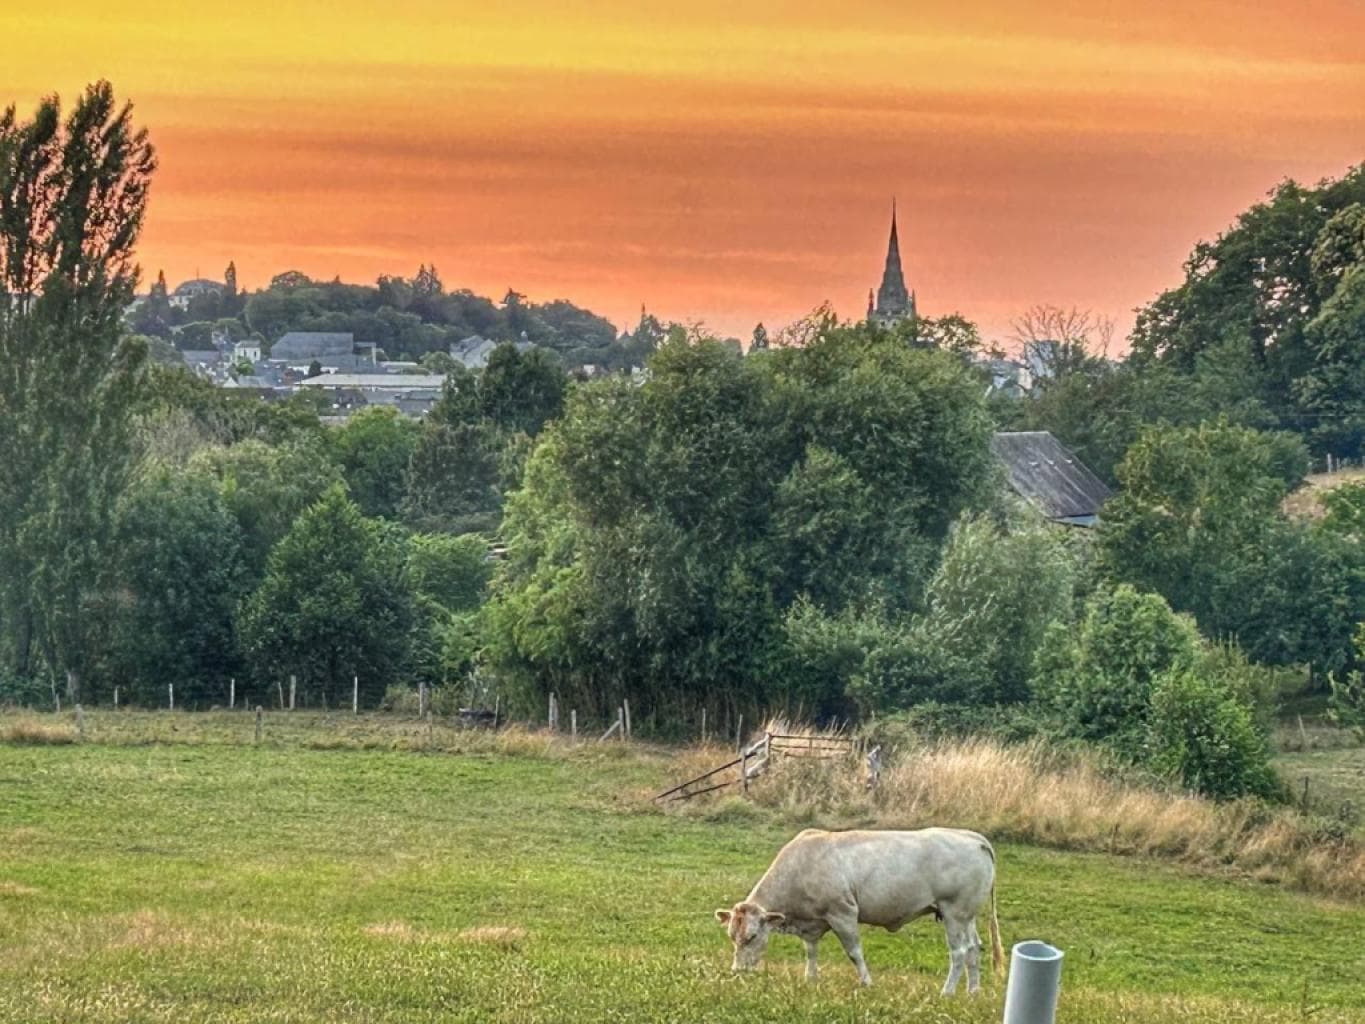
[1,712,1362,1023]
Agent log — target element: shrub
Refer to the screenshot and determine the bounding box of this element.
[0,672,52,708]
[1147,669,1279,800]
[1033,584,1201,755]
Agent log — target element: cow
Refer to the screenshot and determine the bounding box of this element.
[715,827,1003,992]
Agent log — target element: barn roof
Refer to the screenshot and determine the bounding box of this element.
[990,431,1112,525]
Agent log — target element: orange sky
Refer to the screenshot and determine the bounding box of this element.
[4,1,1363,341]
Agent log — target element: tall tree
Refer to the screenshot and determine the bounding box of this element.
[238,485,413,707]
[0,82,156,699]
[108,467,248,705]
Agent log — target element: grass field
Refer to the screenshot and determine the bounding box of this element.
[2,711,1363,1023]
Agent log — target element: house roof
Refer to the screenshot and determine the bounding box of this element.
[181,349,223,364]
[299,373,445,390]
[270,332,355,360]
[990,431,1112,523]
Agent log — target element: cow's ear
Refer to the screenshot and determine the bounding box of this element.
[715,909,732,924]
[762,911,786,926]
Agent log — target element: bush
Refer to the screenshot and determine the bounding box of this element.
[1032,584,1201,755]
[1147,669,1279,800]
[0,672,52,708]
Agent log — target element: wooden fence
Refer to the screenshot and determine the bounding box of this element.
[653,731,856,804]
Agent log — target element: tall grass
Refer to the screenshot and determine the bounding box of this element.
[664,724,1365,902]
[0,717,77,745]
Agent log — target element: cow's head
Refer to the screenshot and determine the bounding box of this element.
[714,902,785,972]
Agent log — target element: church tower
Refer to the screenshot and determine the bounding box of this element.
[870,200,916,326]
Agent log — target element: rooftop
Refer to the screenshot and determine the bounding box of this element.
[299,373,445,390]
[991,431,1112,525]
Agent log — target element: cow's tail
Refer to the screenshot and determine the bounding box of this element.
[988,878,1004,975]
[983,841,1004,976]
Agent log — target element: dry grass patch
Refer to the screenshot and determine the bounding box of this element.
[0,880,40,897]
[457,925,527,948]
[110,910,218,952]
[362,921,527,948]
[1,718,77,745]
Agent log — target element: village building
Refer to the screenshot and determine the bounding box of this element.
[268,331,376,372]
[991,431,1112,527]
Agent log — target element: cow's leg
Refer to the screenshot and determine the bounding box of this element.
[965,921,983,994]
[803,937,820,981]
[941,918,971,995]
[828,916,872,987]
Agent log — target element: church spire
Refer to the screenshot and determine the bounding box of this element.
[872,199,912,324]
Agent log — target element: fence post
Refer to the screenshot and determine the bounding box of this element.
[289,675,296,711]
[865,744,883,790]
[701,707,707,746]
[741,744,749,796]
[276,680,284,710]
[75,704,84,740]
[570,709,577,740]
[617,705,625,741]
[254,705,263,744]
[230,678,235,710]
[493,695,500,731]
[419,681,428,719]
[113,686,119,710]
[353,676,359,716]
[168,682,174,711]
[548,692,557,731]
[623,698,632,741]
[736,714,743,754]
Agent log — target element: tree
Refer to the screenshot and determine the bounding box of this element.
[1010,305,1112,390]
[238,485,413,707]
[485,325,995,722]
[1129,167,1365,454]
[270,269,313,290]
[329,406,420,519]
[0,81,156,700]
[108,467,248,705]
[401,419,507,535]
[1032,585,1202,756]
[407,533,492,688]
[224,260,237,298]
[1147,668,1278,799]
[915,509,1082,705]
[750,322,769,352]
[192,437,343,582]
[1098,421,1355,675]
[307,358,322,379]
[478,342,567,435]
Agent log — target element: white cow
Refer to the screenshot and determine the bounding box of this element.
[715,827,1003,991]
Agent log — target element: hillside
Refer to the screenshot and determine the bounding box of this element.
[2,712,1362,1023]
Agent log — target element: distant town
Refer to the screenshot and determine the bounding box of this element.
[133,209,1059,419]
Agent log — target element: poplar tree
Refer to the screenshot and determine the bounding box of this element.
[0,81,155,701]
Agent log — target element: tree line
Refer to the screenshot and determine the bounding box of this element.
[4,84,1365,802]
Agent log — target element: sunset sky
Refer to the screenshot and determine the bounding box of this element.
[4,1,1363,342]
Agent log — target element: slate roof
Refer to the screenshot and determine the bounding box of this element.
[270,332,355,360]
[991,431,1112,525]
[299,373,445,390]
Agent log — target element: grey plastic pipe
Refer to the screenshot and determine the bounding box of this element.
[1002,940,1064,1024]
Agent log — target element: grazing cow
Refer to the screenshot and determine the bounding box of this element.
[715,827,1002,992]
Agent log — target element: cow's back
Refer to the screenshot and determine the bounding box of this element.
[751,827,994,929]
